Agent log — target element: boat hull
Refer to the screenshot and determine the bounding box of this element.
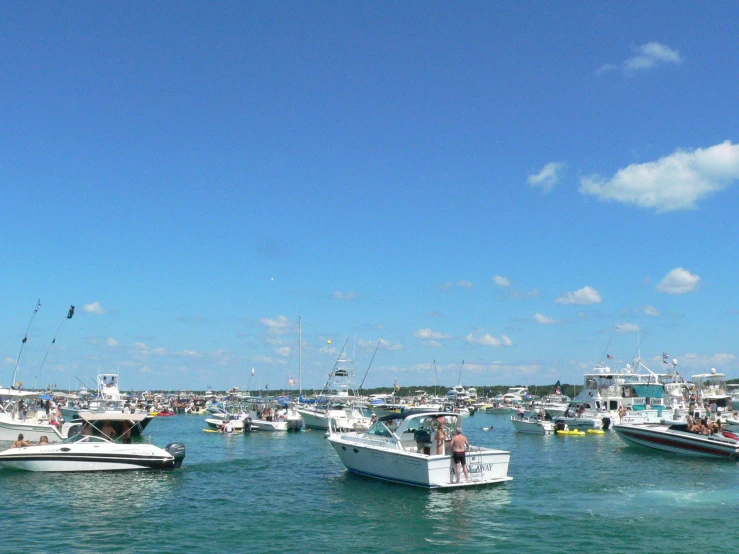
[0,418,67,443]
[614,424,739,459]
[328,438,511,489]
[0,447,178,472]
[510,417,554,434]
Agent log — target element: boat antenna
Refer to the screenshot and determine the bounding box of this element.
[38,305,75,376]
[457,359,464,386]
[11,299,42,388]
[358,336,382,391]
[298,317,302,400]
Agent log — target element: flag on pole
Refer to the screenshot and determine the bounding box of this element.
[251,368,255,376]
[662,352,670,364]
[288,379,295,387]
[34,300,41,313]
[607,354,614,359]
[67,305,75,319]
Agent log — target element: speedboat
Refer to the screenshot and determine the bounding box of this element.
[613,422,739,459]
[327,411,512,489]
[0,434,185,472]
[510,412,554,434]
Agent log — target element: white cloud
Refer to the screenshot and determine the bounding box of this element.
[555,286,602,305]
[276,346,292,357]
[436,282,454,290]
[533,313,559,324]
[253,355,286,365]
[105,338,119,347]
[580,141,739,212]
[423,340,442,348]
[84,302,106,315]
[492,275,511,287]
[132,342,167,356]
[615,323,640,333]
[370,338,403,351]
[259,315,292,335]
[3,357,14,364]
[413,328,452,340]
[180,349,201,357]
[465,333,513,347]
[655,267,701,294]
[643,305,661,316]
[457,280,474,288]
[597,41,682,75]
[333,290,357,301]
[528,162,566,193]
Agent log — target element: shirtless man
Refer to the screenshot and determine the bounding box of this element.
[11,433,31,448]
[449,428,470,483]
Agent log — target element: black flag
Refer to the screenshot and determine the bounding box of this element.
[67,305,75,319]
[22,336,27,344]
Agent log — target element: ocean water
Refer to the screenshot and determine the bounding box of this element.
[2,412,739,553]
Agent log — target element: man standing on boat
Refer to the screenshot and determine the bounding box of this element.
[450,428,470,483]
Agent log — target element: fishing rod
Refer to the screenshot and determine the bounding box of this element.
[358,336,382,391]
[11,299,42,388]
[457,359,465,386]
[38,305,75,375]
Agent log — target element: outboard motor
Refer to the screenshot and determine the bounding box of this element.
[554,421,567,432]
[165,443,186,469]
[242,417,253,433]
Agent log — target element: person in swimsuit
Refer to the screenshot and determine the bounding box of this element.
[435,417,446,455]
[449,428,470,483]
[11,433,31,448]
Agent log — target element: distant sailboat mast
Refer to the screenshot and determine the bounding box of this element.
[298,316,302,398]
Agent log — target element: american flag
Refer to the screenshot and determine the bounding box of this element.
[662,352,669,363]
[607,354,614,359]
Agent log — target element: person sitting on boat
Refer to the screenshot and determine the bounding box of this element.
[81,423,94,436]
[120,421,133,444]
[223,420,234,434]
[370,413,378,426]
[101,421,116,440]
[449,428,470,483]
[11,433,31,448]
[38,435,49,445]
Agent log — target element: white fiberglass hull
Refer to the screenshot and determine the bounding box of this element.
[0,445,179,472]
[251,420,288,432]
[328,437,511,489]
[614,423,739,459]
[510,417,554,434]
[296,408,370,431]
[0,418,67,443]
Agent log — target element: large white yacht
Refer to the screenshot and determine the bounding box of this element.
[327,411,512,488]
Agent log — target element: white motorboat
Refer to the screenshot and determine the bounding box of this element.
[0,389,75,443]
[613,422,739,459]
[296,401,371,431]
[327,411,512,489]
[0,434,185,472]
[248,403,303,432]
[510,412,554,434]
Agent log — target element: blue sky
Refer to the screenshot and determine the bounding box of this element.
[2,2,739,392]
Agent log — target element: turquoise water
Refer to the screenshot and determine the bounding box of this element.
[2,413,739,553]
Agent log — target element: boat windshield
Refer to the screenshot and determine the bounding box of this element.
[61,435,111,445]
[366,422,393,437]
